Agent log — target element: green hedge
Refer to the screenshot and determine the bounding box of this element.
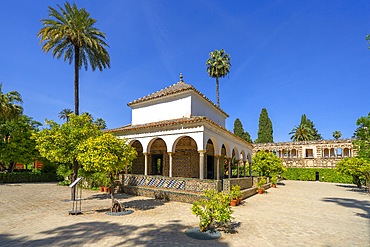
[282,168,353,184]
[0,172,63,183]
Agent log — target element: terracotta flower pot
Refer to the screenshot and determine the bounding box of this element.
[104,187,110,193]
[238,197,243,205]
[257,189,264,194]
[230,199,238,206]
[99,186,104,192]
[272,184,277,188]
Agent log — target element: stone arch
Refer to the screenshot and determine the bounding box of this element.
[323,148,329,158]
[205,139,215,179]
[148,138,168,176]
[330,148,335,157]
[131,140,145,174]
[291,149,297,158]
[172,136,199,178]
[231,148,239,178]
[343,148,350,157]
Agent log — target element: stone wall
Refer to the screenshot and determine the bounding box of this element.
[253,139,356,168]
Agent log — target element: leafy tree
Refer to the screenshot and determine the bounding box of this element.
[81,112,93,120]
[353,113,370,159]
[255,108,273,143]
[333,130,342,140]
[38,2,110,115]
[33,114,101,189]
[367,34,370,49]
[206,49,231,107]
[233,118,252,143]
[0,84,23,120]
[252,151,285,177]
[94,117,107,130]
[81,112,106,129]
[59,108,73,122]
[77,133,137,211]
[192,189,233,232]
[337,113,370,192]
[337,157,370,192]
[290,114,313,142]
[0,115,41,172]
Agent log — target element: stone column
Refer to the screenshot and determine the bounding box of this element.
[199,151,205,180]
[249,161,252,177]
[237,160,240,178]
[144,152,149,176]
[215,155,220,180]
[243,161,246,177]
[228,158,231,178]
[168,152,173,177]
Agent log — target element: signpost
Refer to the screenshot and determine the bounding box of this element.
[69,177,83,215]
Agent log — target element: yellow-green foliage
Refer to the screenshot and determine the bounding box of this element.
[337,157,370,190]
[192,190,233,232]
[230,184,241,200]
[256,177,266,189]
[33,114,101,164]
[252,151,286,177]
[77,133,137,175]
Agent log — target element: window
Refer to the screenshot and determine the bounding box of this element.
[305,149,313,158]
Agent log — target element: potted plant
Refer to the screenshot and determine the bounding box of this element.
[230,185,241,206]
[93,172,106,192]
[190,189,234,238]
[256,177,266,194]
[103,176,111,193]
[271,176,278,188]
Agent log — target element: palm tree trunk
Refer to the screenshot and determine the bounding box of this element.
[74,45,79,116]
[216,77,220,107]
[71,158,79,200]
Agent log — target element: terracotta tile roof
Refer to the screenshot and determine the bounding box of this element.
[127,75,228,117]
[107,116,252,148]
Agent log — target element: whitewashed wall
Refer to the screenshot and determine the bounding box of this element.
[131,91,227,127]
[131,94,192,125]
[191,94,226,127]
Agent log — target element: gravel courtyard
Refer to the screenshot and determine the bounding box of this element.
[0,180,369,247]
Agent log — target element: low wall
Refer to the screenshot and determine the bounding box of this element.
[123,186,202,203]
[119,174,270,203]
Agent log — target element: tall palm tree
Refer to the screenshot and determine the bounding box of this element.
[0,84,23,120]
[289,114,313,142]
[94,117,107,130]
[333,130,342,140]
[206,49,231,107]
[38,2,110,116]
[58,108,73,122]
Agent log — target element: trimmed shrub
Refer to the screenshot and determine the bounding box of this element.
[282,168,353,184]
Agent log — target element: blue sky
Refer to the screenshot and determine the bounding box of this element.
[1,1,369,142]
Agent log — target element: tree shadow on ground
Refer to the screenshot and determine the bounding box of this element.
[84,192,133,201]
[0,221,229,247]
[335,184,369,194]
[123,198,166,211]
[322,197,370,219]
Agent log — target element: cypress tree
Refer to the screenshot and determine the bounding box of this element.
[306,118,322,140]
[256,108,273,143]
[233,118,252,143]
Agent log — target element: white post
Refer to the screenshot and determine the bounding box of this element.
[215,155,220,180]
[144,152,148,175]
[168,152,173,177]
[199,151,205,179]
[228,158,231,178]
